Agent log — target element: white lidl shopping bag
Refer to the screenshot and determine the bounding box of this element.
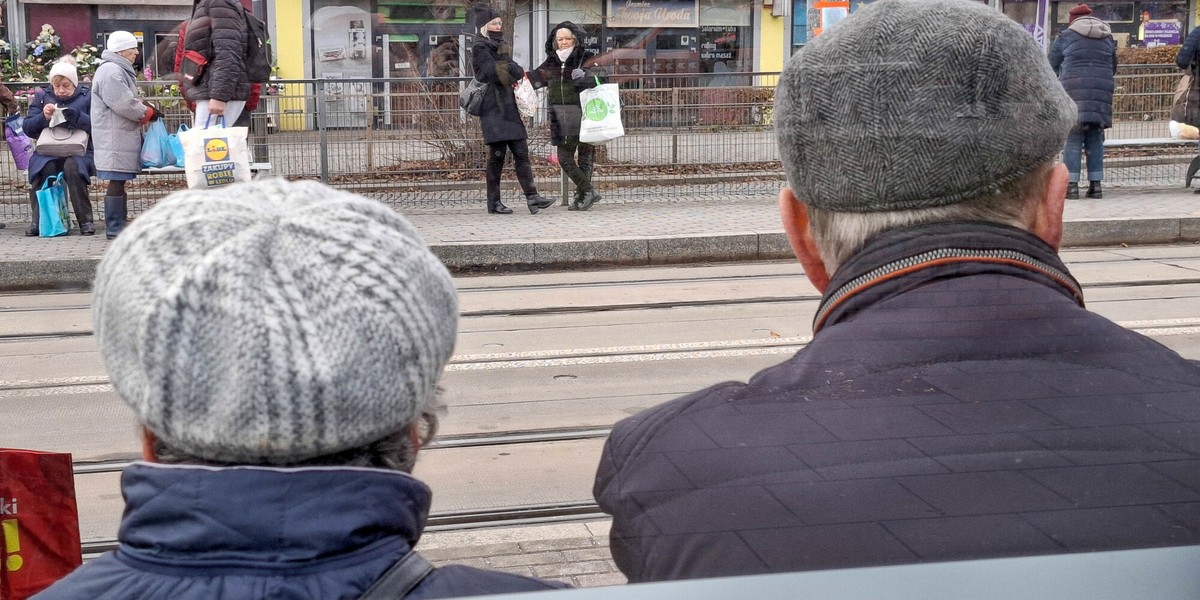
[179,118,252,189]
[579,80,624,144]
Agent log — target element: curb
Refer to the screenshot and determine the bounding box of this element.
[3,217,1199,291]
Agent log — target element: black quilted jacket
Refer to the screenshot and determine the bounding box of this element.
[182,0,251,103]
[595,221,1200,582]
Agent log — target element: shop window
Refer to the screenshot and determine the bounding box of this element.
[377,1,464,25]
[550,0,603,25]
[792,0,808,46]
[1055,2,1134,24]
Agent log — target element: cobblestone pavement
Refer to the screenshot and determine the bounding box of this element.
[3,187,1199,262]
[418,520,626,588]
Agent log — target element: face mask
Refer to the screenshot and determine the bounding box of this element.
[556,48,573,62]
[488,31,503,42]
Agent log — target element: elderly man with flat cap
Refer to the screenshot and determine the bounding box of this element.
[594,0,1200,583]
[33,179,567,599]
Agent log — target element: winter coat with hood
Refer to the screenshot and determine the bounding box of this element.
[1049,16,1117,128]
[181,0,251,104]
[594,221,1200,582]
[92,49,154,174]
[33,463,570,600]
[23,85,95,182]
[528,21,602,146]
[471,33,528,145]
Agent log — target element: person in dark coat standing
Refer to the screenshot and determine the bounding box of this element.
[22,61,96,236]
[470,3,554,215]
[1049,4,1117,199]
[1174,22,1200,191]
[180,0,251,127]
[594,0,1200,583]
[529,22,602,211]
[31,179,569,600]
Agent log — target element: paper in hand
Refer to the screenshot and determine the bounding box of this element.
[48,105,67,127]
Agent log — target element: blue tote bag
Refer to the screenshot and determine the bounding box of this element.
[36,174,70,237]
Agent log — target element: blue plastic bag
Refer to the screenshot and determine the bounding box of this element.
[168,124,187,168]
[36,174,70,237]
[140,119,174,168]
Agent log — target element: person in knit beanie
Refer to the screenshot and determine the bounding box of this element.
[594,0,1200,582]
[1050,1,1117,199]
[34,179,568,600]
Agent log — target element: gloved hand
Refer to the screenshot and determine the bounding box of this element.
[571,68,586,80]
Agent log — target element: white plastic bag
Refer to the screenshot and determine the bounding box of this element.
[579,81,624,144]
[178,118,252,189]
[515,76,539,119]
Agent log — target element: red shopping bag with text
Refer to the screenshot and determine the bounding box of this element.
[0,449,82,600]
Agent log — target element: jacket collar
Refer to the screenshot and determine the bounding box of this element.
[100,48,136,76]
[117,462,431,563]
[813,221,1084,333]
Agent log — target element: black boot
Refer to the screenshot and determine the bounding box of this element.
[568,188,583,211]
[1187,156,1200,188]
[1086,181,1102,199]
[578,189,601,211]
[526,193,553,214]
[487,199,513,214]
[104,195,128,239]
[1065,183,1079,200]
[25,188,38,236]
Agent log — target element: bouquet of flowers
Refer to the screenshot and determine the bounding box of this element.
[70,44,101,81]
[17,24,62,82]
[0,40,16,80]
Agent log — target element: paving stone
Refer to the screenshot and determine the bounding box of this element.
[574,572,629,588]
[519,537,597,552]
[418,542,522,562]
[562,547,616,562]
[486,550,567,568]
[533,560,617,578]
[431,556,492,570]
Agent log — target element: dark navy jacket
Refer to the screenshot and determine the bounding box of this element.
[23,86,95,181]
[1049,17,1118,128]
[34,463,567,599]
[595,222,1200,583]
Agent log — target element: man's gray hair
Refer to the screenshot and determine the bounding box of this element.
[806,163,1050,273]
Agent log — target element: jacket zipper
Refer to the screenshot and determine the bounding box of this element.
[812,248,1085,333]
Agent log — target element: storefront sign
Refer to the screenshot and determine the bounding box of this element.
[608,0,699,28]
[1143,20,1181,47]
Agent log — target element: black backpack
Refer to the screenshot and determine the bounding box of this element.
[243,8,272,82]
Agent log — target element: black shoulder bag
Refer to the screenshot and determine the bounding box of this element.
[358,552,435,600]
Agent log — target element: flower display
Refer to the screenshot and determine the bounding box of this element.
[16,24,63,82]
[70,44,101,81]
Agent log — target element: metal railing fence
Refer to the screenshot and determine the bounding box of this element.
[0,65,1192,222]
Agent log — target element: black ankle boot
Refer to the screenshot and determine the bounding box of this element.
[1066,183,1079,199]
[526,194,553,214]
[578,189,601,211]
[487,200,513,214]
[1086,181,1102,199]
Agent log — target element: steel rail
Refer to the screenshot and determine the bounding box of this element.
[69,426,614,476]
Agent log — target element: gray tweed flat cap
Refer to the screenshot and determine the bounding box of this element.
[775,0,1076,212]
[92,179,459,464]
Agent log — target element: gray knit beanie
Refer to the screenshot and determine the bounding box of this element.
[774,0,1076,212]
[92,179,459,464]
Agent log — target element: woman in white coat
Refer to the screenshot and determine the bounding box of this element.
[91,31,159,239]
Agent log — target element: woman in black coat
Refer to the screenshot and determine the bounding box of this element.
[470,3,553,215]
[529,21,602,211]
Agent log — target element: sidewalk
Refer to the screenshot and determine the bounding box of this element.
[1,186,1198,290]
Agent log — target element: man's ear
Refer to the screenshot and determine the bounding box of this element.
[140,427,159,463]
[1029,163,1068,251]
[409,421,423,456]
[779,188,831,293]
